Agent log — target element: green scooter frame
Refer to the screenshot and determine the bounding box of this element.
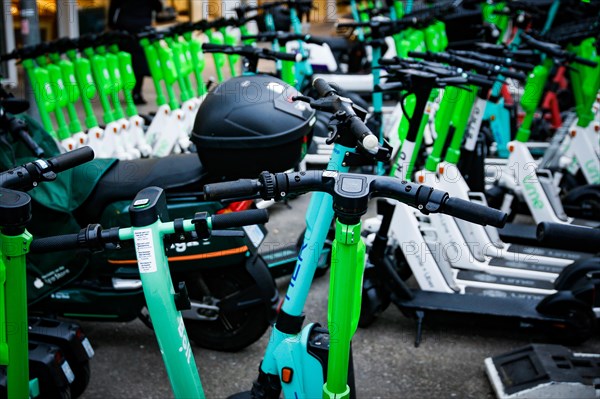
[206,170,506,398]
[0,147,97,398]
[0,200,38,398]
[203,78,392,398]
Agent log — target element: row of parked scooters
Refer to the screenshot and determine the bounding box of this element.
[1,0,600,397]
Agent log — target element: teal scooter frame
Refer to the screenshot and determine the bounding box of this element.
[30,185,271,398]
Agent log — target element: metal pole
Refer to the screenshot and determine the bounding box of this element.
[57,0,79,39]
[1,0,18,87]
[19,0,40,119]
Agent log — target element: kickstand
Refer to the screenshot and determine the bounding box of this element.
[414,311,425,348]
[138,307,154,330]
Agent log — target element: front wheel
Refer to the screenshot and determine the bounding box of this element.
[182,265,273,352]
[549,304,596,345]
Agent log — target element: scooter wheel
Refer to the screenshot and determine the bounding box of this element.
[549,303,596,345]
[183,267,272,352]
[69,361,90,398]
[358,269,391,328]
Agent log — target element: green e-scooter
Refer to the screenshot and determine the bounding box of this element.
[0,144,96,398]
[204,78,507,398]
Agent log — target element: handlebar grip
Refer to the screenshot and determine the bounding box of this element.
[467,74,495,87]
[47,146,94,173]
[313,78,337,97]
[378,57,401,66]
[204,179,261,200]
[407,51,429,59]
[573,56,598,68]
[498,68,526,81]
[211,209,269,229]
[276,51,302,62]
[443,198,507,228]
[336,21,367,28]
[30,234,80,254]
[374,82,405,92]
[506,60,536,71]
[537,222,600,253]
[202,43,229,52]
[305,35,326,46]
[349,117,379,152]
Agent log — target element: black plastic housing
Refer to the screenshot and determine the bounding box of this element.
[192,75,315,179]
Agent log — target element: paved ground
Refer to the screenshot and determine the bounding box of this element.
[79,193,600,398]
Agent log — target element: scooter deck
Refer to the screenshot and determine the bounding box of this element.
[456,270,555,293]
[396,290,549,321]
[485,344,600,399]
[487,257,566,275]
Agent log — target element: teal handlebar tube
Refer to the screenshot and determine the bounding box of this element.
[260,144,353,382]
[281,144,352,316]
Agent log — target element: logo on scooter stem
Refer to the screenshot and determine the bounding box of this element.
[177,315,192,364]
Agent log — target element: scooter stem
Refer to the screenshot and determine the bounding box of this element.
[323,220,365,398]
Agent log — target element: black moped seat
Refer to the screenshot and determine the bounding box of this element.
[75,153,209,224]
[319,36,353,52]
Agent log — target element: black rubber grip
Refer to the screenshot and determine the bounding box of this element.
[274,51,301,62]
[378,57,401,66]
[305,35,326,46]
[573,56,598,68]
[437,76,469,86]
[211,209,269,229]
[467,74,495,87]
[203,179,260,200]
[537,222,600,253]
[443,198,507,228]
[374,82,405,92]
[202,43,230,52]
[47,146,94,172]
[313,78,337,97]
[30,234,80,254]
[336,21,369,28]
[498,68,527,81]
[349,117,373,142]
[408,51,428,59]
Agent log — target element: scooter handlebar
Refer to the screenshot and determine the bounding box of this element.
[211,209,269,229]
[47,146,95,173]
[350,117,379,153]
[537,222,600,253]
[30,234,80,254]
[408,51,527,81]
[205,172,508,228]
[201,43,231,52]
[203,179,261,201]
[313,78,338,97]
[443,197,508,228]
[573,56,598,68]
[202,43,302,62]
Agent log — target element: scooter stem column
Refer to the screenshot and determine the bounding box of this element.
[323,220,365,399]
[2,229,31,399]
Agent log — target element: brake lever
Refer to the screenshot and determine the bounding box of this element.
[293,95,336,112]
